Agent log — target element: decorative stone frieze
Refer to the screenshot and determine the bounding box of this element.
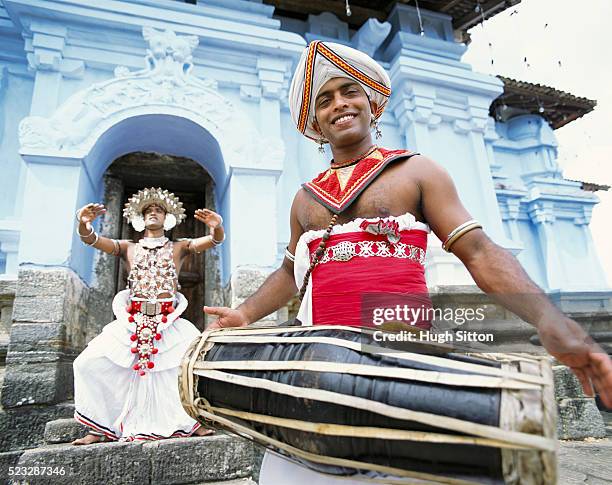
[18,26,285,170]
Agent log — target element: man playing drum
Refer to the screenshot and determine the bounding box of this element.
[204,42,612,483]
[72,188,223,444]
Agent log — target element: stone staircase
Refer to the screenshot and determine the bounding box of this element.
[1,418,262,484]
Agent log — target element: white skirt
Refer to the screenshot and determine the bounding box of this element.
[73,290,201,441]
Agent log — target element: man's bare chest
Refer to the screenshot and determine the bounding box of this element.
[299,172,422,231]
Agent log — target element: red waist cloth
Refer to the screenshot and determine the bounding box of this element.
[307,230,431,328]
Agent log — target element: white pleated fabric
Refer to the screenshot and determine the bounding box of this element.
[73,290,200,441]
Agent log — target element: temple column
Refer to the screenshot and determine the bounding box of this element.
[25,22,83,117]
[528,201,564,290]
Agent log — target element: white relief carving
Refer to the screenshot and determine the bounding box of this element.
[19,27,284,168]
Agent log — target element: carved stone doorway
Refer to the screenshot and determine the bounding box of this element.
[101,151,217,331]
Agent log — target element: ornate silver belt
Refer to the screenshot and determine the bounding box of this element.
[313,240,425,266]
[130,297,175,316]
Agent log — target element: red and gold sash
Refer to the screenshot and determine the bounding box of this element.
[302,147,417,214]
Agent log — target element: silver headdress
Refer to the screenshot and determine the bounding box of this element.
[123,187,186,232]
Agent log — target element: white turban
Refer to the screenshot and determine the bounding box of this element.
[289,41,391,142]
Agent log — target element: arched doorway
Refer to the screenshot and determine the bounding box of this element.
[17,25,285,342]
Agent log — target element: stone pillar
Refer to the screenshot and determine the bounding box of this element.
[203,179,224,312]
[0,267,87,449]
[83,175,123,343]
[1,268,88,409]
[554,365,606,439]
[0,279,16,361]
[229,266,280,325]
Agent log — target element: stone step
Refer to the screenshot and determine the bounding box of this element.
[44,418,89,444]
[9,434,261,485]
[198,480,256,485]
[558,439,612,484]
[0,402,75,453]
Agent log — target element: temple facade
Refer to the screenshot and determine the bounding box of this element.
[0,0,607,298]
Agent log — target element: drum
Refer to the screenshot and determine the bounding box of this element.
[180,326,557,485]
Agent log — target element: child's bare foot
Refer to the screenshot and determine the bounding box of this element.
[193,427,215,437]
[72,434,103,445]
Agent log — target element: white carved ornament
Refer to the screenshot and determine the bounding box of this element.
[19,27,283,167]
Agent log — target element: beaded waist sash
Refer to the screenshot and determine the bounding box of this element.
[312,240,426,266]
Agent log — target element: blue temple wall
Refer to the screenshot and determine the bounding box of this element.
[0,0,607,297]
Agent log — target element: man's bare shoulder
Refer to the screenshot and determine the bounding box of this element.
[396,154,451,186]
[293,187,317,211]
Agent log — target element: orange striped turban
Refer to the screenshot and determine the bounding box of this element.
[289,41,391,142]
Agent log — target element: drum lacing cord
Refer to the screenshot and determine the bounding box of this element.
[298,213,338,301]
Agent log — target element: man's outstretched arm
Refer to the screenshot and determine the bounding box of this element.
[204,192,305,329]
[417,156,612,407]
[76,203,128,257]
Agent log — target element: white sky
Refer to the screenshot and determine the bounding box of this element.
[462,0,612,285]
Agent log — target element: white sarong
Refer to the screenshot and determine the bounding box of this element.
[73,290,200,441]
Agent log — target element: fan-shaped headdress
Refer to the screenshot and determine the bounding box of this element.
[123,187,186,232]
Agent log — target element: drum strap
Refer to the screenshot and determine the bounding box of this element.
[203,402,531,450]
[205,333,547,385]
[192,401,482,485]
[192,360,539,390]
[194,369,557,453]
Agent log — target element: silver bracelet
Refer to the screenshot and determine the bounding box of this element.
[83,232,99,247]
[284,247,295,262]
[211,233,225,246]
[76,225,95,238]
[210,230,225,246]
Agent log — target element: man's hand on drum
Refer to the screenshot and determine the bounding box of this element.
[537,314,612,407]
[203,306,249,330]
